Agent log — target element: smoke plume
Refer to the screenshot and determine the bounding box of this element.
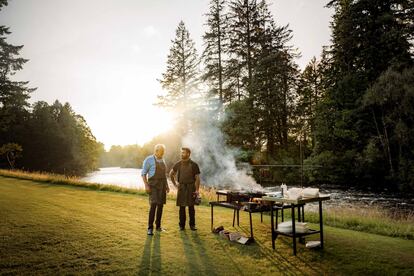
[181,109,262,191]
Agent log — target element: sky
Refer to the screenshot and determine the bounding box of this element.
[0,0,333,150]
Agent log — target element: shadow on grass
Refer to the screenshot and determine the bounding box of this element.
[254,234,325,275]
[211,219,325,275]
[179,231,219,276]
[137,235,161,275]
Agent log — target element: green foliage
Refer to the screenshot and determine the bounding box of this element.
[221,99,258,151]
[253,48,298,154]
[305,150,345,185]
[308,0,414,190]
[0,142,22,169]
[14,101,101,176]
[99,145,143,168]
[295,57,326,149]
[216,0,299,157]
[362,65,414,190]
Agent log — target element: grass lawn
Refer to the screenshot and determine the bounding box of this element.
[1,176,413,275]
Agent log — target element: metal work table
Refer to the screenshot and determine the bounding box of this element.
[210,190,269,240]
[262,194,331,255]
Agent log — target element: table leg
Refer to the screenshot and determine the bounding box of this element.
[232,209,236,227]
[291,204,297,256]
[237,209,240,226]
[211,205,214,231]
[298,204,305,244]
[276,209,279,227]
[249,211,253,239]
[319,201,324,249]
[271,203,275,249]
[261,211,263,223]
[302,205,305,222]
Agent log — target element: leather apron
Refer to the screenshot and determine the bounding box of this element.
[148,156,167,205]
[176,160,196,206]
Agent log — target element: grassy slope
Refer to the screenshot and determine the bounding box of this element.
[0,176,413,275]
[1,169,412,240]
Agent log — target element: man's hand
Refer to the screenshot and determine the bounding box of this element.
[169,169,178,188]
[142,175,150,194]
[166,184,170,193]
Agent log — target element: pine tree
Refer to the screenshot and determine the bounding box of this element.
[158,21,200,110]
[0,1,34,144]
[227,0,262,100]
[252,1,298,155]
[202,0,228,106]
[296,56,325,148]
[222,0,300,156]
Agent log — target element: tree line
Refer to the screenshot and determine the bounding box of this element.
[0,1,101,176]
[156,0,414,191]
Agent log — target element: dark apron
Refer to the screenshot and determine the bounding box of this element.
[176,161,196,207]
[148,156,167,205]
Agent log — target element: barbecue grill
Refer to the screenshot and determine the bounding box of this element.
[209,189,295,240]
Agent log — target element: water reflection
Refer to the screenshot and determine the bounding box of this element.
[81,167,145,189]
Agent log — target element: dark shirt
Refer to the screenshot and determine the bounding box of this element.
[172,159,200,183]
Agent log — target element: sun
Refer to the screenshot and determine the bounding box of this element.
[135,107,175,145]
[92,104,175,150]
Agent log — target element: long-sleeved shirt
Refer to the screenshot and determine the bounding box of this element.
[141,155,166,178]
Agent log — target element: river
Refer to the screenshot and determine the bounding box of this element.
[81,167,145,189]
[82,167,413,211]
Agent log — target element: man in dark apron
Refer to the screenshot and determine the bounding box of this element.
[141,144,169,235]
[169,147,200,231]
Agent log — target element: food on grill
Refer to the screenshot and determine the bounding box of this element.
[265,191,282,198]
[218,190,266,201]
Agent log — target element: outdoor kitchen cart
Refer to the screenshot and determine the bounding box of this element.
[261,194,330,255]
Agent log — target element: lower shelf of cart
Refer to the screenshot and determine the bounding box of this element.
[273,229,320,237]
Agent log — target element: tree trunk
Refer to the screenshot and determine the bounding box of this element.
[217,0,223,105]
[6,151,15,169]
[382,114,394,177]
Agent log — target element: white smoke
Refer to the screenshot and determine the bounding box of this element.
[181,109,263,191]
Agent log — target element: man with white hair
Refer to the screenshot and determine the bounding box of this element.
[141,144,169,235]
